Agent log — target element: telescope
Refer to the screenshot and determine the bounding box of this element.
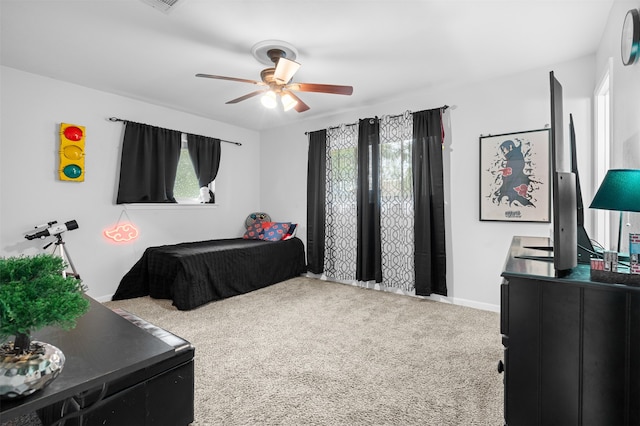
[25,220,79,240]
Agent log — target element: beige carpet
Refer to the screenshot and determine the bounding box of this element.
[104,276,504,425]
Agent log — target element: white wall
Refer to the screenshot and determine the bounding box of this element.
[260,56,596,312]
[596,0,640,245]
[0,67,261,301]
[602,0,640,170]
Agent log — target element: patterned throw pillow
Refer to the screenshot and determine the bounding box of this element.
[242,221,271,240]
[262,222,291,241]
[282,223,297,240]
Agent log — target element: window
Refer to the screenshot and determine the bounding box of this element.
[324,125,358,279]
[330,146,358,199]
[307,108,446,296]
[379,114,414,291]
[323,114,416,290]
[594,60,612,247]
[174,135,215,204]
[116,122,221,205]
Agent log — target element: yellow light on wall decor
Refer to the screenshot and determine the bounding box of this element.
[261,91,277,109]
[59,123,85,181]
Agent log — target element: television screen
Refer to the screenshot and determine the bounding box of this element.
[520,72,591,272]
[550,71,578,273]
[570,113,595,263]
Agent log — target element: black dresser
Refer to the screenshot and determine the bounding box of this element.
[501,236,640,425]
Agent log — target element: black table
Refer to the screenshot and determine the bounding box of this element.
[0,297,194,425]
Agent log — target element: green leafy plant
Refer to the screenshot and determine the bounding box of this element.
[0,254,89,355]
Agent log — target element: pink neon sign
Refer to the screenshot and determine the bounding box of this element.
[103,223,139,243]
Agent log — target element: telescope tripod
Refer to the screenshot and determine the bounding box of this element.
[44,234,80,279]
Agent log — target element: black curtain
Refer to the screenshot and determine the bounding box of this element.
[412,109,447,296]
[306,129,327,274]
[187,134,221,203]
[116,122,182,204]
[357,118,383,283]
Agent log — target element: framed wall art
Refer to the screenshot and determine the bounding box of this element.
[479,128,550,222]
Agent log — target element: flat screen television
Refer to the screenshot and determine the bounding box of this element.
[549,71,597,273]
[523,72,593,274]
[549,71,578,272]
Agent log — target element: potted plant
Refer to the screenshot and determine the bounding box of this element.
[0,253,89,399]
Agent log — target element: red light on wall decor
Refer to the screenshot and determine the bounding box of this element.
[103,222,139,243]
[63,126,84,141]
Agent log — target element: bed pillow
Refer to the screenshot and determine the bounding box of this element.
[243,221,269,240]
[262,222,291,241]
[282,223,297,240]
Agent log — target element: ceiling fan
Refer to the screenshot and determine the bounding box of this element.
[196,41,353,113]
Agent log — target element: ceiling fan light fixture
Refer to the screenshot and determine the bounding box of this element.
[198,40,352,113]
[261,91,277,109]
[281,93,298,111]
[274,58,301,84]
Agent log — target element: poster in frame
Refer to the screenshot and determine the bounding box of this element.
[479,128,550,222]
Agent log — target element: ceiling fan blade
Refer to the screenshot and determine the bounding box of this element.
[287,82,353,95]
[196,73,265,86]
[286,91,310,113]
[226,90,267,104]
[274,57,301,85]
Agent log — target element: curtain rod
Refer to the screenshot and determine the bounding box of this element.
[304,105,449,135]
[107,117,242,146]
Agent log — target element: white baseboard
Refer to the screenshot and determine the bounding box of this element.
[306,273,501,313]
[449,297,500,313]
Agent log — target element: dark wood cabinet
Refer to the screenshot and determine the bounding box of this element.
[501,236,640,425]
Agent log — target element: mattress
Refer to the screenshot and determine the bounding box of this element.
[112,237,306,310]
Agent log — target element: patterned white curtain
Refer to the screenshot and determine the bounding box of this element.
[324,124,358,280]
[324,114,416,293]
[379,113,415,292]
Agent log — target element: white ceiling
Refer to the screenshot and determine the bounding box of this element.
[0,0,615,131]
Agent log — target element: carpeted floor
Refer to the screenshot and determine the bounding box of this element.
[2,277,504,425]
[0,413,40,426]
[105,276,504,425]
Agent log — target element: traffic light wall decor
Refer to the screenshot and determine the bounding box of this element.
[59,123,85,181]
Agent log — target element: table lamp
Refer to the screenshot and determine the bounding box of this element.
[589,169,640,252]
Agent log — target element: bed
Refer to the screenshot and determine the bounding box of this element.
[112,237,306,310]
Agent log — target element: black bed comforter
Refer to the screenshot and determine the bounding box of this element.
[112,237,306,310]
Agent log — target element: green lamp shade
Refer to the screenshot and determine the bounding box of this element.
[589,169,640,212]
